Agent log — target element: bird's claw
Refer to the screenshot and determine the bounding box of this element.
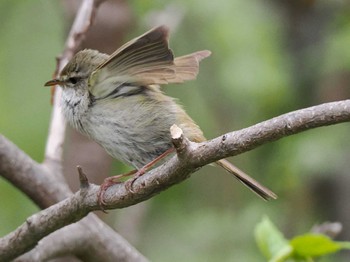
[97,176,124,213]
[124,169,146,193]
[97,168,147,211]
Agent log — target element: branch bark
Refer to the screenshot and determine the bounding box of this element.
[13,215,147,262]
[1,99,349,260]
[0,135,71,207]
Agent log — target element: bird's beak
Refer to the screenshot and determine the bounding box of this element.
[44,79,63,87]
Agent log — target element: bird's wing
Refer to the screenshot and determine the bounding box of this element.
[88,25,210,98]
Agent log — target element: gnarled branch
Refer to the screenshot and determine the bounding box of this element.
[1,99,349,260]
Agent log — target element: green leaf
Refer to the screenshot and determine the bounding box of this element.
[291,233,350,258]
[255,216,291,260]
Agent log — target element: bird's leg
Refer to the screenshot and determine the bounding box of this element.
[125,148,175,192]
[97,148,174,211]
[98,169,137,211]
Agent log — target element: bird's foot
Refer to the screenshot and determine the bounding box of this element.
[97,170,136,212]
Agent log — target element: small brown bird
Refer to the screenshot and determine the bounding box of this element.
[45,26,276,207]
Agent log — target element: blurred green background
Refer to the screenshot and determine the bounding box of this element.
[1,0,350,261]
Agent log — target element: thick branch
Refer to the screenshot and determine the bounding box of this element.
[0,135,71,207]
[14,215,147,262]
[102,100,350,208]
[1,100,349,261]
[0,189,90,261]
[190,99,350,166]
[0,140,144,261]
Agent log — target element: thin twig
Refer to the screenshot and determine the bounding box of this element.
[44,0,105,164]
[77,165,90,189]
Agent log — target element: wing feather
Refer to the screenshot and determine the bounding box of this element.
[88,25,211,99]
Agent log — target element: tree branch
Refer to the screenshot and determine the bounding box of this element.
[1,99,349,260]
[0,134,146,261]
[13,215,148,262]
[44,0,105,165]
[0,135,71,207]
[101,100,350,208]
[191,99,350,166]
[0,189,90,261]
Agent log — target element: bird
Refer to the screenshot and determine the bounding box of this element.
[45,25,277,208]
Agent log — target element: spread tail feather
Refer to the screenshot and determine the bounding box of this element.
[216,159,277,200]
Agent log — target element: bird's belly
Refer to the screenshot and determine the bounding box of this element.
[101,138,171,169]
[82,105,174,169]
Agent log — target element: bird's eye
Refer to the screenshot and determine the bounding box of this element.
[68,77,79,84]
